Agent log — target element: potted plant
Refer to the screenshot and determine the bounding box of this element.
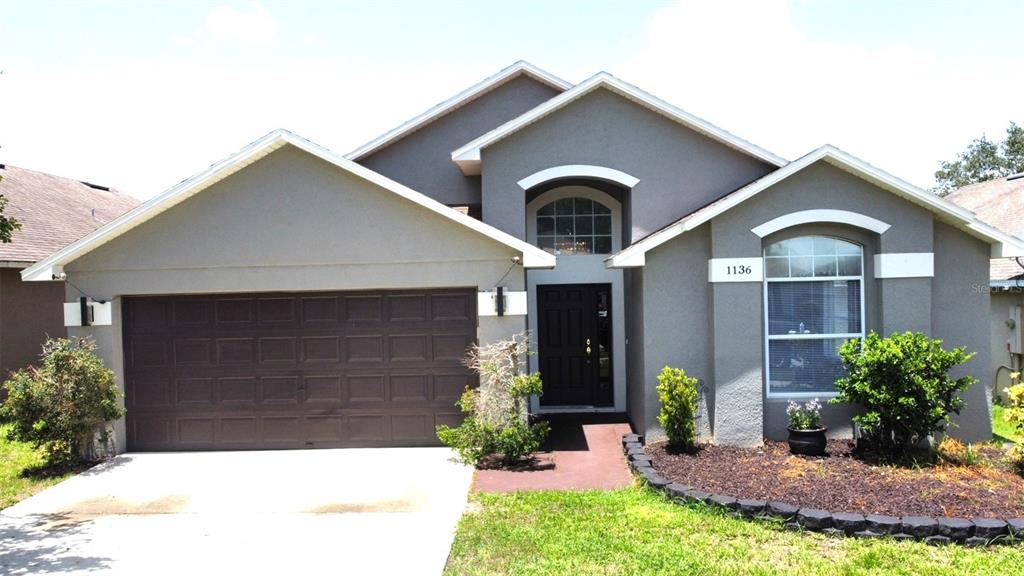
[786,398,826,456]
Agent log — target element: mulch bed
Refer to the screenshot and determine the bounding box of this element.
[647,440,1024,519]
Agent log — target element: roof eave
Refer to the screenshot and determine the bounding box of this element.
[344,61,571,162]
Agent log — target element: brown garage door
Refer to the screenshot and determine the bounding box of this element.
[123,289,476,451]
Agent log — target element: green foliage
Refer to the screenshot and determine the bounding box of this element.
[0,174,23,243]
[934,122,1024,195]
[831,331,976,457]
[1004,374,1024,436]
[656,366,699,451]
[436,333,549,466]
[1,338,124,466]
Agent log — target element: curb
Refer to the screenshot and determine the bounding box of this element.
[621,434,1023,547]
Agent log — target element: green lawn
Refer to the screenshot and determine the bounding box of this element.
[993,404,1023,444]
[446,486,1024,576]
[0,423,75,509]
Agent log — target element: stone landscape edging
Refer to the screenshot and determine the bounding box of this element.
[621,433,1024,547]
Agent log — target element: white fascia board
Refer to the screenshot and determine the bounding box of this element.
[605,145,1024,268]
[452,72,787,176]
[344,61,571,161]
[23,130,555,283]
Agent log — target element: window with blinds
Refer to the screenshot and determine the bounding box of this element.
[764,236,864,397]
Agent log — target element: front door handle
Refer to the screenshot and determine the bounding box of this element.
[585,338,592,357]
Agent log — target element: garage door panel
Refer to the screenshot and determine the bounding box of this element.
[125,289,477,451]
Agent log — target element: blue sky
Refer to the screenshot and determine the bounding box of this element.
[1,0,1021,198]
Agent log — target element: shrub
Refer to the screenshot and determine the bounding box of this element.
[436,333,549,466]
[1,338,124,466]
[656,366,699,451]
[1005,374,1024,475]
[786,398,823,430]
[831,331,976,457]
[936,436,978,466]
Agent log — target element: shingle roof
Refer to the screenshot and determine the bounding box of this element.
[0,164,139,265]
[947,175,1024,281]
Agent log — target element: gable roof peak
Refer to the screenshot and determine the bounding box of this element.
[344,61,571,161]
[451,71,788,174]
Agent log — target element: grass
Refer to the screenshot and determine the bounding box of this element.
[0,423,76,510]
[445,486,1024,576]
[993,404,1023,444]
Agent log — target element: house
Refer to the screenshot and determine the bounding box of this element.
[22,62,1024,452]
[0,164,138,379]
[947,174,1024,398]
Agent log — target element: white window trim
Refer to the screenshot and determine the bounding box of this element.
[517,165,640,191]
[763,238,866,399]
[751,209,891,238]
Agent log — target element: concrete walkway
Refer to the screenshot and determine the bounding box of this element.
[0,448,473,575]
[474,414,634,492]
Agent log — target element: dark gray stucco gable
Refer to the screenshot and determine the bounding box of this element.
[479,87,777,242]
[357,74,562,207]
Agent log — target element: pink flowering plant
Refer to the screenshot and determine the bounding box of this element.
[786,398,823,430]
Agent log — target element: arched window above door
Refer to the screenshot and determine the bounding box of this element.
[535,197,613,255]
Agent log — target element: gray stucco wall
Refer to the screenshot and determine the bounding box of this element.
[358,74,561,207]
[639,223,713,442]
[932,222,993,442]
[0,268,66,379]
[63,144,530,452]
[480,88,776,241]
[625,267,645,432]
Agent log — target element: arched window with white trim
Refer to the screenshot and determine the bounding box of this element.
[764,236,865,397]
[535,197,613,255]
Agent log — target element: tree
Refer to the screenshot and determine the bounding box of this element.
[0,173,21,243]
[934,122,1024,195]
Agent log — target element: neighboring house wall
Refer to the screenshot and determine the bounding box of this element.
[0,268,66,379]
[634,161,993,444]
[991,289,1024,397]
[480,88,776,242]
[63,145,529,452]
[358,75,561,207]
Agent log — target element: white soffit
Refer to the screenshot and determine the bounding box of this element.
[23,129,555,282]
[344,61,572,161]
[452,72,788,175]
[606,145,1024,268]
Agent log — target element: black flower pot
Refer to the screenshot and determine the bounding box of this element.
[787,426,827,456]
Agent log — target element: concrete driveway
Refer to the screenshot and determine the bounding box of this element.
[0,448,473,575]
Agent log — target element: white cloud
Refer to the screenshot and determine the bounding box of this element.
[178,2,280,46]
[615,0,1024,187]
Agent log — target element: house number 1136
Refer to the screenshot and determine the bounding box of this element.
[726,264,752,275]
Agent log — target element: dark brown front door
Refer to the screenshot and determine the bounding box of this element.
[537,284,613,407]
[122,289,476,451]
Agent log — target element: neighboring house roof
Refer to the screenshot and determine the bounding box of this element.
[22,129,555,282]
[451,72,788,175]
[345,61,572,161]
[607,145,1024,268]
[946,174,1024,282]
[0,164,139,267]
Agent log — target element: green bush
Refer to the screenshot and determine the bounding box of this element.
[832,331,976,457]
[437,334,550,466]
[656,366,699,451]
[1,338,124,466]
